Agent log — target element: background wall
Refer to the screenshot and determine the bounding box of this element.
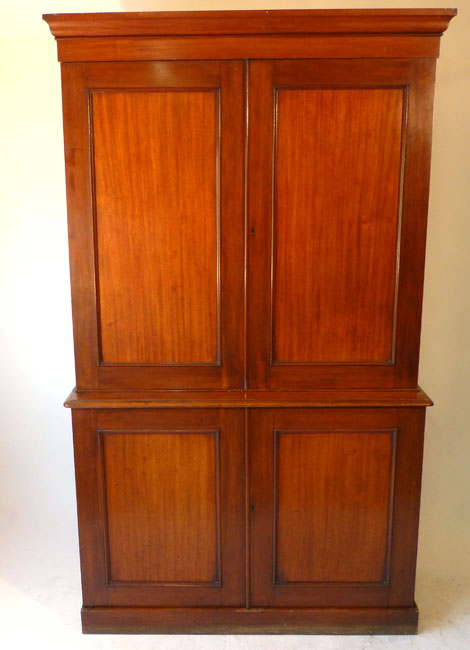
[0,1,469,648]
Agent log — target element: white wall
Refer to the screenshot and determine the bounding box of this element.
[0,0,469,646]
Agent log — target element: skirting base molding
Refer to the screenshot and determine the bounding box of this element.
[81,604,419,635]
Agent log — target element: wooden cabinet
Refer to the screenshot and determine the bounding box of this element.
[44,9,456,634]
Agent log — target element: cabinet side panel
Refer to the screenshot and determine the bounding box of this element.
[102,430,219,584]
[273,88,403,363]
[92,90,219,364]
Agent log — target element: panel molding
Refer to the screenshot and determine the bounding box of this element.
[89,88,221,367]
[98,428,221,587]
[270,86,407,366]
[272,428,397,587]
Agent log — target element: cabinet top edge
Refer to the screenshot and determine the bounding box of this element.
[43,9,457,39]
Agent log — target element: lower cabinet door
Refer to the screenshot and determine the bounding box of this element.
[72,408,245,607]
[248,408,425,608]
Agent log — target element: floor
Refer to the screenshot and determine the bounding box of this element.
[1,517,469,650]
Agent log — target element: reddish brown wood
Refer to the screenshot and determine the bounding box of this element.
[275,430,393,583]
[394,61,438,386]
[93,90,219,364]
[46,9,455,636]
[44,9,457,65]
[249,408,425,608]
[72,409,245,607]
[54,35,442,64]
[61,61,244,390]
[64,387,433,409]
[102,430,218,583]
[81,605,419,635]
[43,8,457,38]
[61,64,98,389]
[274,87,403,364]
[247,58,437,389]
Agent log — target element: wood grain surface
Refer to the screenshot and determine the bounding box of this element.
[247,59,436,389]
[61,61,244,389]
[55,35,441,64]
[72,408,245,608]
[92,90,219,364]
[102,430,218,583]
[275,430,393,583]
[248,408,425,608]
[64,387,433,409]
[46,8,455,634]
[44,8,457,38]
[273,88,403,363]
[81,604,419,634]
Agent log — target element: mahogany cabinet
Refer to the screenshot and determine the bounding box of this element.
[44,9,456,634]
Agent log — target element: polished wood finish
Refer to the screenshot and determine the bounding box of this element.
[61,61,244,390]
[65,387,433,409]
[102,430,218,583]
[44,9,456,63]
[275,430,393,583]
[54,35,442,64]
[72,409,244,607]
[93,90,218,364]
[44,9,457,38]
[274,87,403,364]
[45,9,455,635]
[81,605,419,635]
[249,408,425,608]
[247,59,436,389]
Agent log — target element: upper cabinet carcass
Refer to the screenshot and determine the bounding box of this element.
[45,9,456,393]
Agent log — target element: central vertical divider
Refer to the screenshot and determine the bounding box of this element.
[243,58,251,610]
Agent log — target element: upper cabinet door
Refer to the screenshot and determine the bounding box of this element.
[247,59,435,389]
[62,61,244,390]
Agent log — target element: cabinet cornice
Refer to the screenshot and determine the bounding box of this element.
[43,9,457,39]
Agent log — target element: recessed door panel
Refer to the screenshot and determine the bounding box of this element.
[275,430,393,584]
[102,430,219,584]
[72,408,245,607]
[274,88,403,363]
[92,90,219,364]
[249,408,425,608]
